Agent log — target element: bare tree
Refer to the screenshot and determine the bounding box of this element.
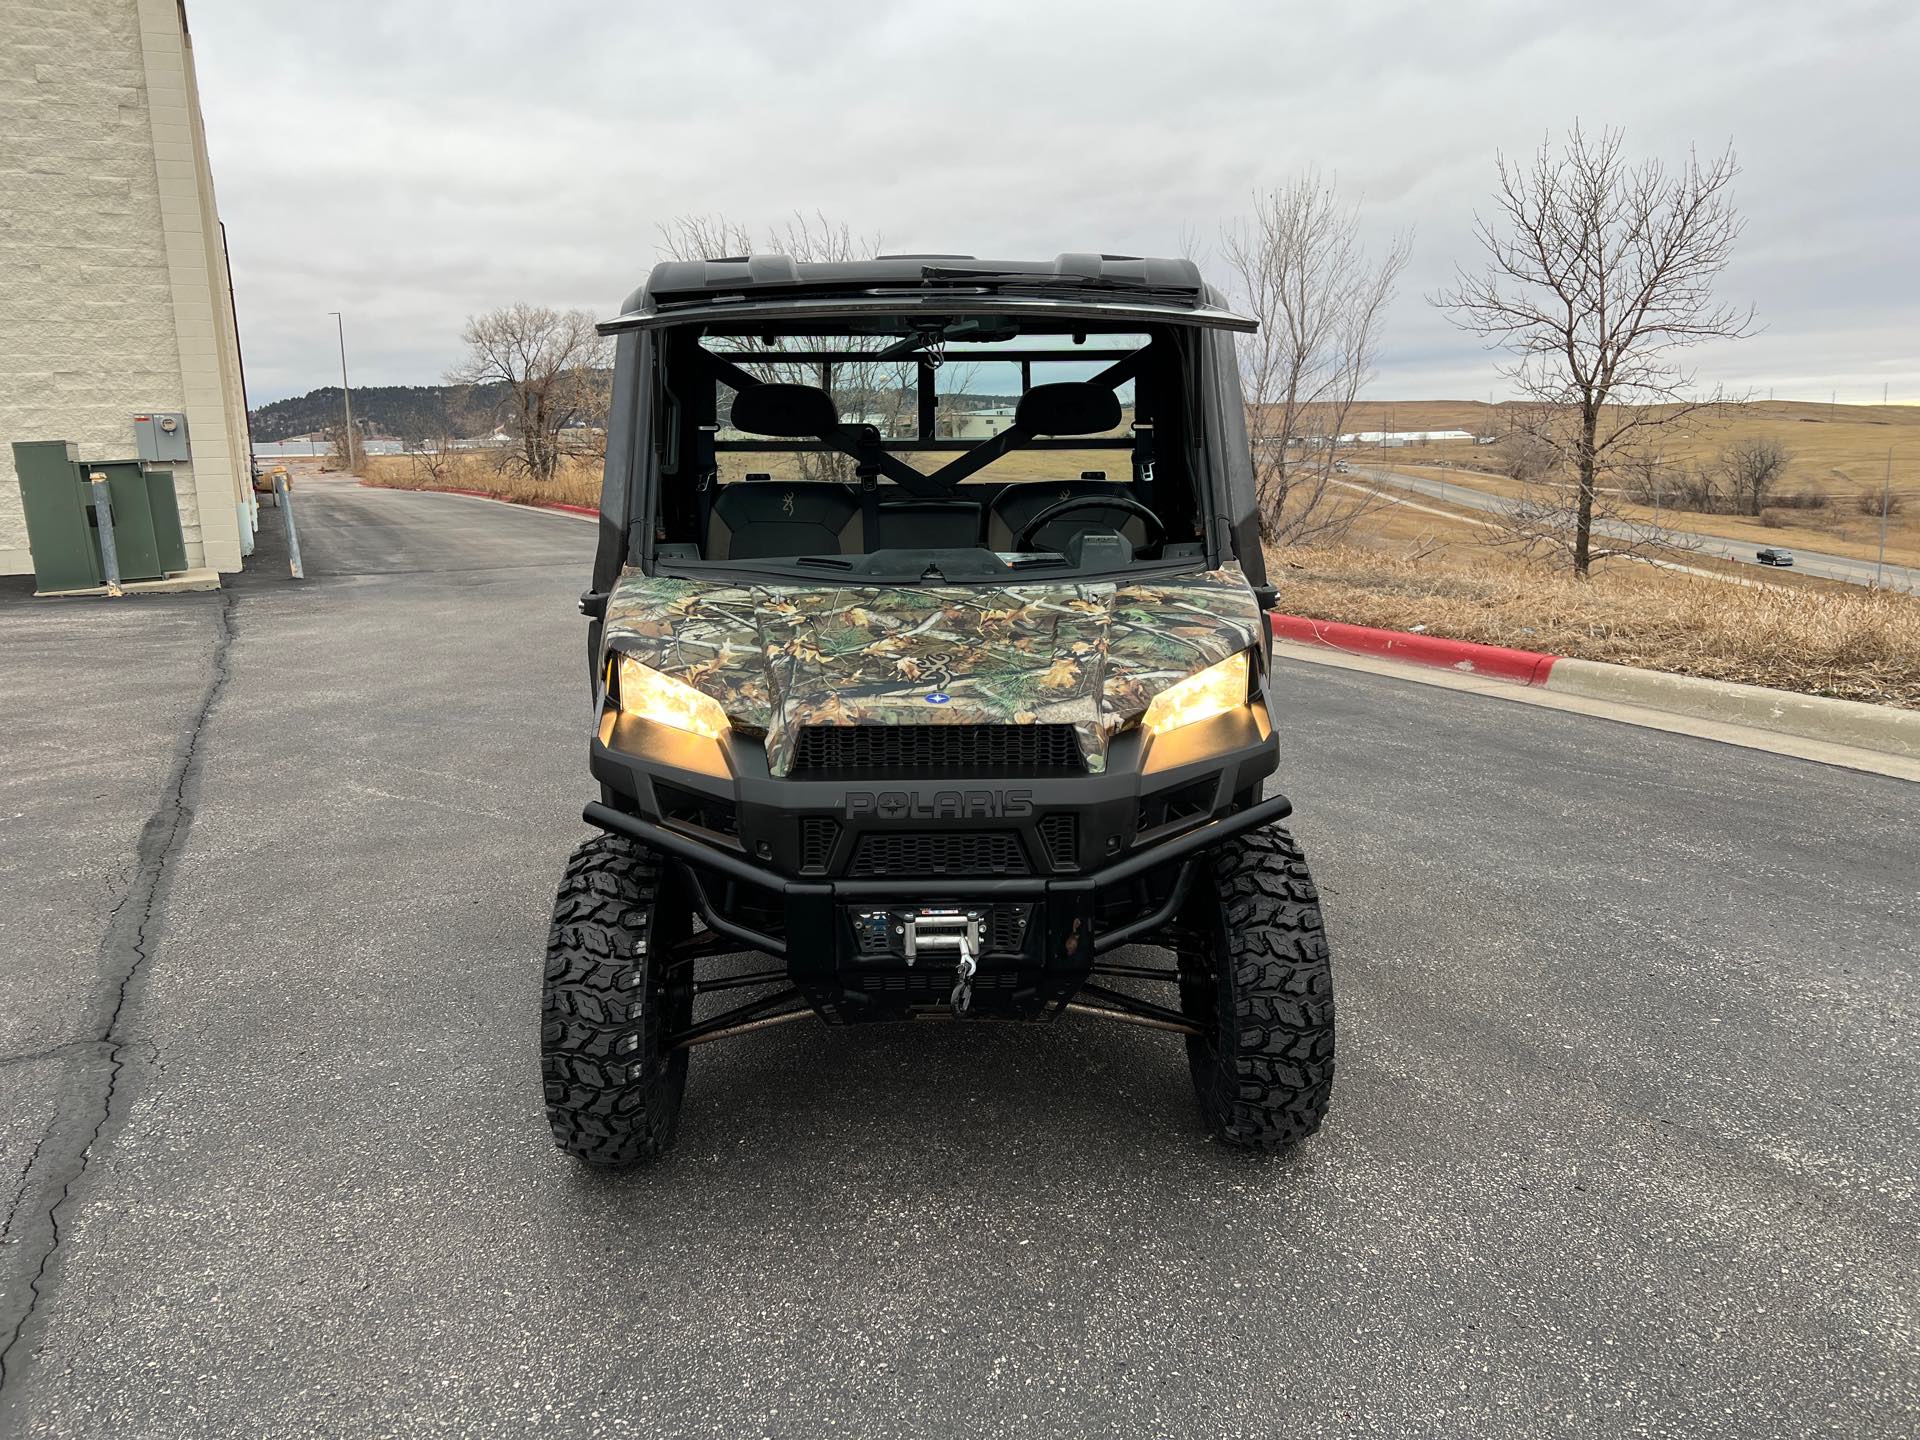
[1719,437,1790,516]
[406,391,478,484]
[1494,426,1558,484]
[1486,475,1695,569]
[658,210,876,268]
[1223,173,1410,545]
[657,213,754,264]
[449,305,611,483]
[1856,485,1903,518]
[657,212,911,482]
[1617,447,1670,507]
[1436,125,1754,575]
[322,423,362,474]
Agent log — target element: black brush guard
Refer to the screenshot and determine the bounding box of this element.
[583,792,1292,1027]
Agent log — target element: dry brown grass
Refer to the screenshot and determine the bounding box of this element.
[361,453,603,508]
[1342,398,1919,479]
[1333,399,1920,567]
[1384,456,1920,570]
[1272,541,1920,708]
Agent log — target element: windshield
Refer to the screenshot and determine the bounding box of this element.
[647,317,1205,583]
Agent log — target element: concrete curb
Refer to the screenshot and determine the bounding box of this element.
[1541,658,1920,759]
[35,567,223,598]
[1270,613,1559,685]
[1273,613,1918,761]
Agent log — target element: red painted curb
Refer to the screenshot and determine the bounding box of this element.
[359,480,598,518]
[1271,613,1559,686]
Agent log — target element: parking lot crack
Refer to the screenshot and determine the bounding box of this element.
[0,590,237,1398]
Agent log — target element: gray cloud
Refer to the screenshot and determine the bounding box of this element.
[190,0,1920,404]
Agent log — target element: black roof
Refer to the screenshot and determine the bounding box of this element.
[617,252,1204,315]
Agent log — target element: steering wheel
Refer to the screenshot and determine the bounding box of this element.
[1011,495,1166,555]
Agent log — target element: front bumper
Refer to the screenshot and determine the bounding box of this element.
[585,699,1285,1022]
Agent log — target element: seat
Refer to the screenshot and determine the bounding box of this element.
[872,498,984,550]
[985,480,1148,553]
[707,482,862,560]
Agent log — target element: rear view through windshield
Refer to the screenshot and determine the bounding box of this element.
[647,319,1206,577]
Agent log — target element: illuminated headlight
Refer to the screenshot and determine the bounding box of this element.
[614,654,729,739]
[1142,651,1251,737]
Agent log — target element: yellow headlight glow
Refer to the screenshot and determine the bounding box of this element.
[1142,651,1250,737]
[615,654,729,739]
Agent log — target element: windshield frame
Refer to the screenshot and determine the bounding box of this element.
[621,307,1238,590]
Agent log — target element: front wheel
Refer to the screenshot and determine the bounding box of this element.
[1178,824,1335,1151]
[541,833,693,1165]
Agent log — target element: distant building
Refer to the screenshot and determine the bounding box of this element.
[951,407,1019,441]
[1337,429,1479,448]
[1,0,258,579]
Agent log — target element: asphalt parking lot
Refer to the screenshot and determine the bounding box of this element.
[2,473,1915,1438]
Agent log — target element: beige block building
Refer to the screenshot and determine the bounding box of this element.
[0,0,255,577]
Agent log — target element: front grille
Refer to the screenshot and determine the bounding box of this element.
[847,831,1029,877]
[790,724,1083,776]
[799,817,837,873]
[1037,814,1078,871]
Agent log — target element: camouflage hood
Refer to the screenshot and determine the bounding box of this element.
[601,564,1262,776]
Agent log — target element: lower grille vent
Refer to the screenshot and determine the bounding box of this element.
[799,817,838,873]
[870,971,1018,996]
[847,831,1029,877]
[1037,814,1078,871]
[656,782,738,838]
[990,905,1031,953]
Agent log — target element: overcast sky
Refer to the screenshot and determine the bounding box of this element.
[189,0,1919,406]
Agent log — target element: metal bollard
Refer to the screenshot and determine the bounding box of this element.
[88,471,124,596]
[274,470,304,579]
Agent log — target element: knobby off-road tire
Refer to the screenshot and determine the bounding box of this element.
[542,833,693,1165]
[1178,823,1335,1151]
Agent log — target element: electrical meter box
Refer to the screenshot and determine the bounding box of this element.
[133,411,189,462]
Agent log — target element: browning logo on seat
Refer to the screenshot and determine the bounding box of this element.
[601,563,1262,776]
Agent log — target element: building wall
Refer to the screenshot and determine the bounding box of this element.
[0,0,253,578]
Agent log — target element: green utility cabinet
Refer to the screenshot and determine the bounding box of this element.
[12,441,98,591]
[12,440,188,591]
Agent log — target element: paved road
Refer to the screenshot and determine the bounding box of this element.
[1352,464,1920,591]
[2,475,1915,1438]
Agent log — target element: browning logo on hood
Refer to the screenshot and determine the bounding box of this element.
[601,564,1261,775]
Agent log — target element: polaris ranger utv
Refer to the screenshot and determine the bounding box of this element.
[548,253,1333,1163]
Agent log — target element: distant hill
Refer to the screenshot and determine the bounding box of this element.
[249,384,511,443]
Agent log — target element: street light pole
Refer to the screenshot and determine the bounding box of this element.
[328,310,357,467]
[1876,448,1892,590]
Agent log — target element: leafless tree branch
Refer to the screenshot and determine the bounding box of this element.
[449,304,611,483]
[1223,172,1410,546]
[1434,124,1755,575]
